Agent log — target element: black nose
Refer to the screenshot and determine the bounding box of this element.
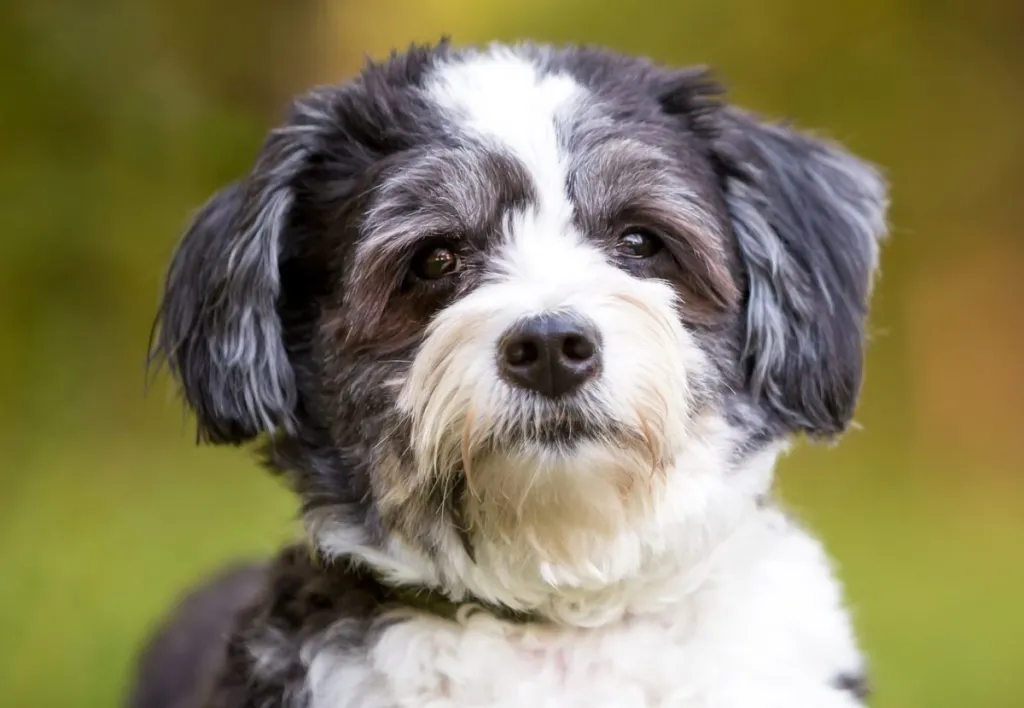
[498,313,601,398]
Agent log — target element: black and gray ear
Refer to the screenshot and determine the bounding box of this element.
[151,101,328,444]
[712,108,889,437]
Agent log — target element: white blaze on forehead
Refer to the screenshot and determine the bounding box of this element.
[426,50,589,288]
[426,49,581,207]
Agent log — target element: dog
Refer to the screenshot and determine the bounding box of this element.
[130,38,888,708]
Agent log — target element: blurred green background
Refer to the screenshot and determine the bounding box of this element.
[2,1,1022,706]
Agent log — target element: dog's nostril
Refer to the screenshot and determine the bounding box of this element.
[561,334,594,362]
[504,339,539,367]
[498,313,602,399]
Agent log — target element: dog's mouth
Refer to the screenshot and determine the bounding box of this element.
[476,401,645,454]
[511,413,612,448]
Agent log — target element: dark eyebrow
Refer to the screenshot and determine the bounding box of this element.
[353,145,535,268]
[568,138,723,240]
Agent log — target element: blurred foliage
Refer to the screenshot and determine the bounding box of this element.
[1,1,1022,706]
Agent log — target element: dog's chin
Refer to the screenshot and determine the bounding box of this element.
[398,373,693,587]
[457,409,667,566]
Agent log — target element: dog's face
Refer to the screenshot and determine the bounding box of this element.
[154,41,887,617]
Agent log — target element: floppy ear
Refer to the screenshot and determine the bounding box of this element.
[152,93,334,445]
[711,108,889,437]
[151,42,456,444]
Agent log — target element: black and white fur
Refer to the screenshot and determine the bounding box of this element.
[132,39,887,708]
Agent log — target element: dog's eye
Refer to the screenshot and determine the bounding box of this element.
[411,245,461,280]
[616,229,663,259]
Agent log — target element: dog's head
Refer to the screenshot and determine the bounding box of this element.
[153,40,887,622]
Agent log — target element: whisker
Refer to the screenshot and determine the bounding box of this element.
[461,404,481,504]
[637,412,661,485]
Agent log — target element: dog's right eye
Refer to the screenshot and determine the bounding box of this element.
[411,244,461,280]
[615,228,664,259]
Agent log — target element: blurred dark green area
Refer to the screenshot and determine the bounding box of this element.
[1,1,1022,706]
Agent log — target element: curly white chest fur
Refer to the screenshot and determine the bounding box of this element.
[305,509,865,708]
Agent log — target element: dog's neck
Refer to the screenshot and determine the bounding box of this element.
[309,419,784,628]
[309,543,546,625]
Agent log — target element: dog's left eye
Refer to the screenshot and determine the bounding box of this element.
[411,245,461,280]
[615,229,664,259]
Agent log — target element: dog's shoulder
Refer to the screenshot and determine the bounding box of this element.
[127,562,266,708]
[200,544,386,708]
